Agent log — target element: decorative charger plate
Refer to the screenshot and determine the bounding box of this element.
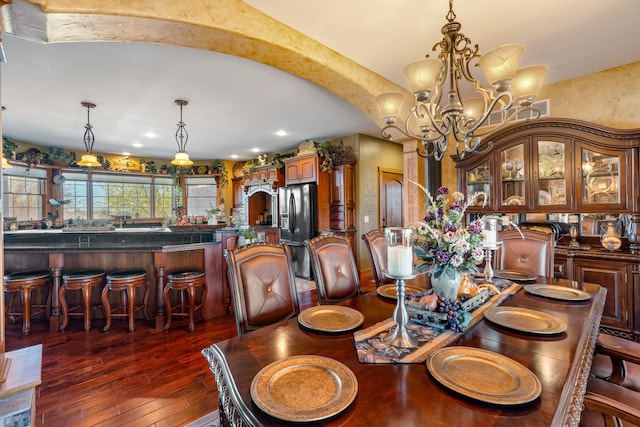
[377,284,425,299]
[251,355,358,422]
[427,347,541,405]
[524,284,591,301]
[483,307,567,335]
[493,270,537,282]
[298,305,364,333]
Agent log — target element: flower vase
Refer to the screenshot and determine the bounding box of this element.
[431,270,462,300]
[600,221,621,251]
[208,217,218,225]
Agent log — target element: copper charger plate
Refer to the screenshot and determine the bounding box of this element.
[251,355,358,422]
[524,284,591,301]
[427,347,541,405]
[484,306,567,335]
[493,270,537,282]
[298,306,364,333]
[377,284,425,299]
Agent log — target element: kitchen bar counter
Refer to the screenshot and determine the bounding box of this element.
[4,229,232,331]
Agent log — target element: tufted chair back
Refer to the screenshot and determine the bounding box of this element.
[361,230,395,288]
[224,242,300,335]
[497,229,555,277]
[305,235,360,304]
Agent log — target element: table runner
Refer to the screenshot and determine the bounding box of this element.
[354,284,521,364]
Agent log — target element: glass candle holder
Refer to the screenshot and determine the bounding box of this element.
[385,227,414,277]
[482,217,498,247]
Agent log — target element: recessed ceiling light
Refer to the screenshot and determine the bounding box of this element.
[132,143,143,148]
[230,154,238,159]
[251,147,260,153]
[275,129,288,137]
[122,152,130,156]
[144,132,157,138]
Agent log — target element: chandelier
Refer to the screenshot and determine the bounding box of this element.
[171,99,193,166]
[376,0,547,160]
[77,101,102,167]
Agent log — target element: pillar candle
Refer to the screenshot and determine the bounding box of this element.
[388,245,413,276]
[483,228,497,244]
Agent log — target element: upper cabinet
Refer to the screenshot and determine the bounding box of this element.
[455,119,640,214]
[283,153,320,185]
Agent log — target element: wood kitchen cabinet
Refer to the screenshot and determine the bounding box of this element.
[330,161,356,231]
[283,153,320,185]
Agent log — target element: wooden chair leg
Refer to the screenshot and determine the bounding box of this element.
[187,285,196,333]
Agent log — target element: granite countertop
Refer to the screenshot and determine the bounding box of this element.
[4,228,219,252]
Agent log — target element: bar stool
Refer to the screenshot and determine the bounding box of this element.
[163,271,207,332]
[4,270,51,335]
[59,269,106,331]
[101,269,150,333]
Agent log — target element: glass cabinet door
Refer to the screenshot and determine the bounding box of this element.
[466,161,490,207]
[578,144,625,209]
[535,139,569,208]
[499,143,526,208]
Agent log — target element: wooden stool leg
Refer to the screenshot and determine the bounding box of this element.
[126,285,136,332]
[187,285,196,333]
[7,291,17,323]
[142,282,151,321]
[81,284,92,331]
[59,286,69,331]
[21,285,32,335]
[200,281,208,320]
[163,285,172,331]
[102,286,112,332]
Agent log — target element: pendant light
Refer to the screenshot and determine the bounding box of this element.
[77,101,102,167]
[171,99,193,166]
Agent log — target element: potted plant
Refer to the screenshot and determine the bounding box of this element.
[237,227,257,245]
[315,140,357,173]
[205,203,222,225]
[211,159,230,188]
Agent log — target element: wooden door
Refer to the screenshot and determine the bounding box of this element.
[379,169,403,228]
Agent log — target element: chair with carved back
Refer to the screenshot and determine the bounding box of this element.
[305,235,360,304]
[496,229,555,277]
[224,242,300,336]
[578,334,640,426]
[361,229,394,288]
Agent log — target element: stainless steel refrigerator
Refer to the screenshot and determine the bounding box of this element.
[279,183,317,279]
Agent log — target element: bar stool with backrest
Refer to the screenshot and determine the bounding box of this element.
[59,269,106,331]
[4,269,51,335]
[224,242,299,336]
[101,269,150,333]
[163,270,207,332]
[305,234,360,304]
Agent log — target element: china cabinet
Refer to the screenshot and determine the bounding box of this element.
[455,118,639,215]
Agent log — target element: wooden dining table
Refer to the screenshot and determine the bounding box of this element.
[202,277,606,427]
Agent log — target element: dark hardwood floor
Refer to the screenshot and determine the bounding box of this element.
[5,275,376,426]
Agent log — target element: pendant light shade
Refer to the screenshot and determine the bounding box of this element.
[77,101,102,167]
[171,99,193,166]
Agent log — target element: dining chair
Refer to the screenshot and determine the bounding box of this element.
[497,229,555,277]
[361,229,394,288]
[224,242,300,336]
[579,334,640,426]
[305,235,360,304]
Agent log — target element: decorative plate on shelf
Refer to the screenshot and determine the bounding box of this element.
[427,347,542,405]
[251,355,358,422]
[504,195,525,206]
[232,161,245,178]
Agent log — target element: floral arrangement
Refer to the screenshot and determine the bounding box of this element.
[205,203,222,219]
[412,184,486,279]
